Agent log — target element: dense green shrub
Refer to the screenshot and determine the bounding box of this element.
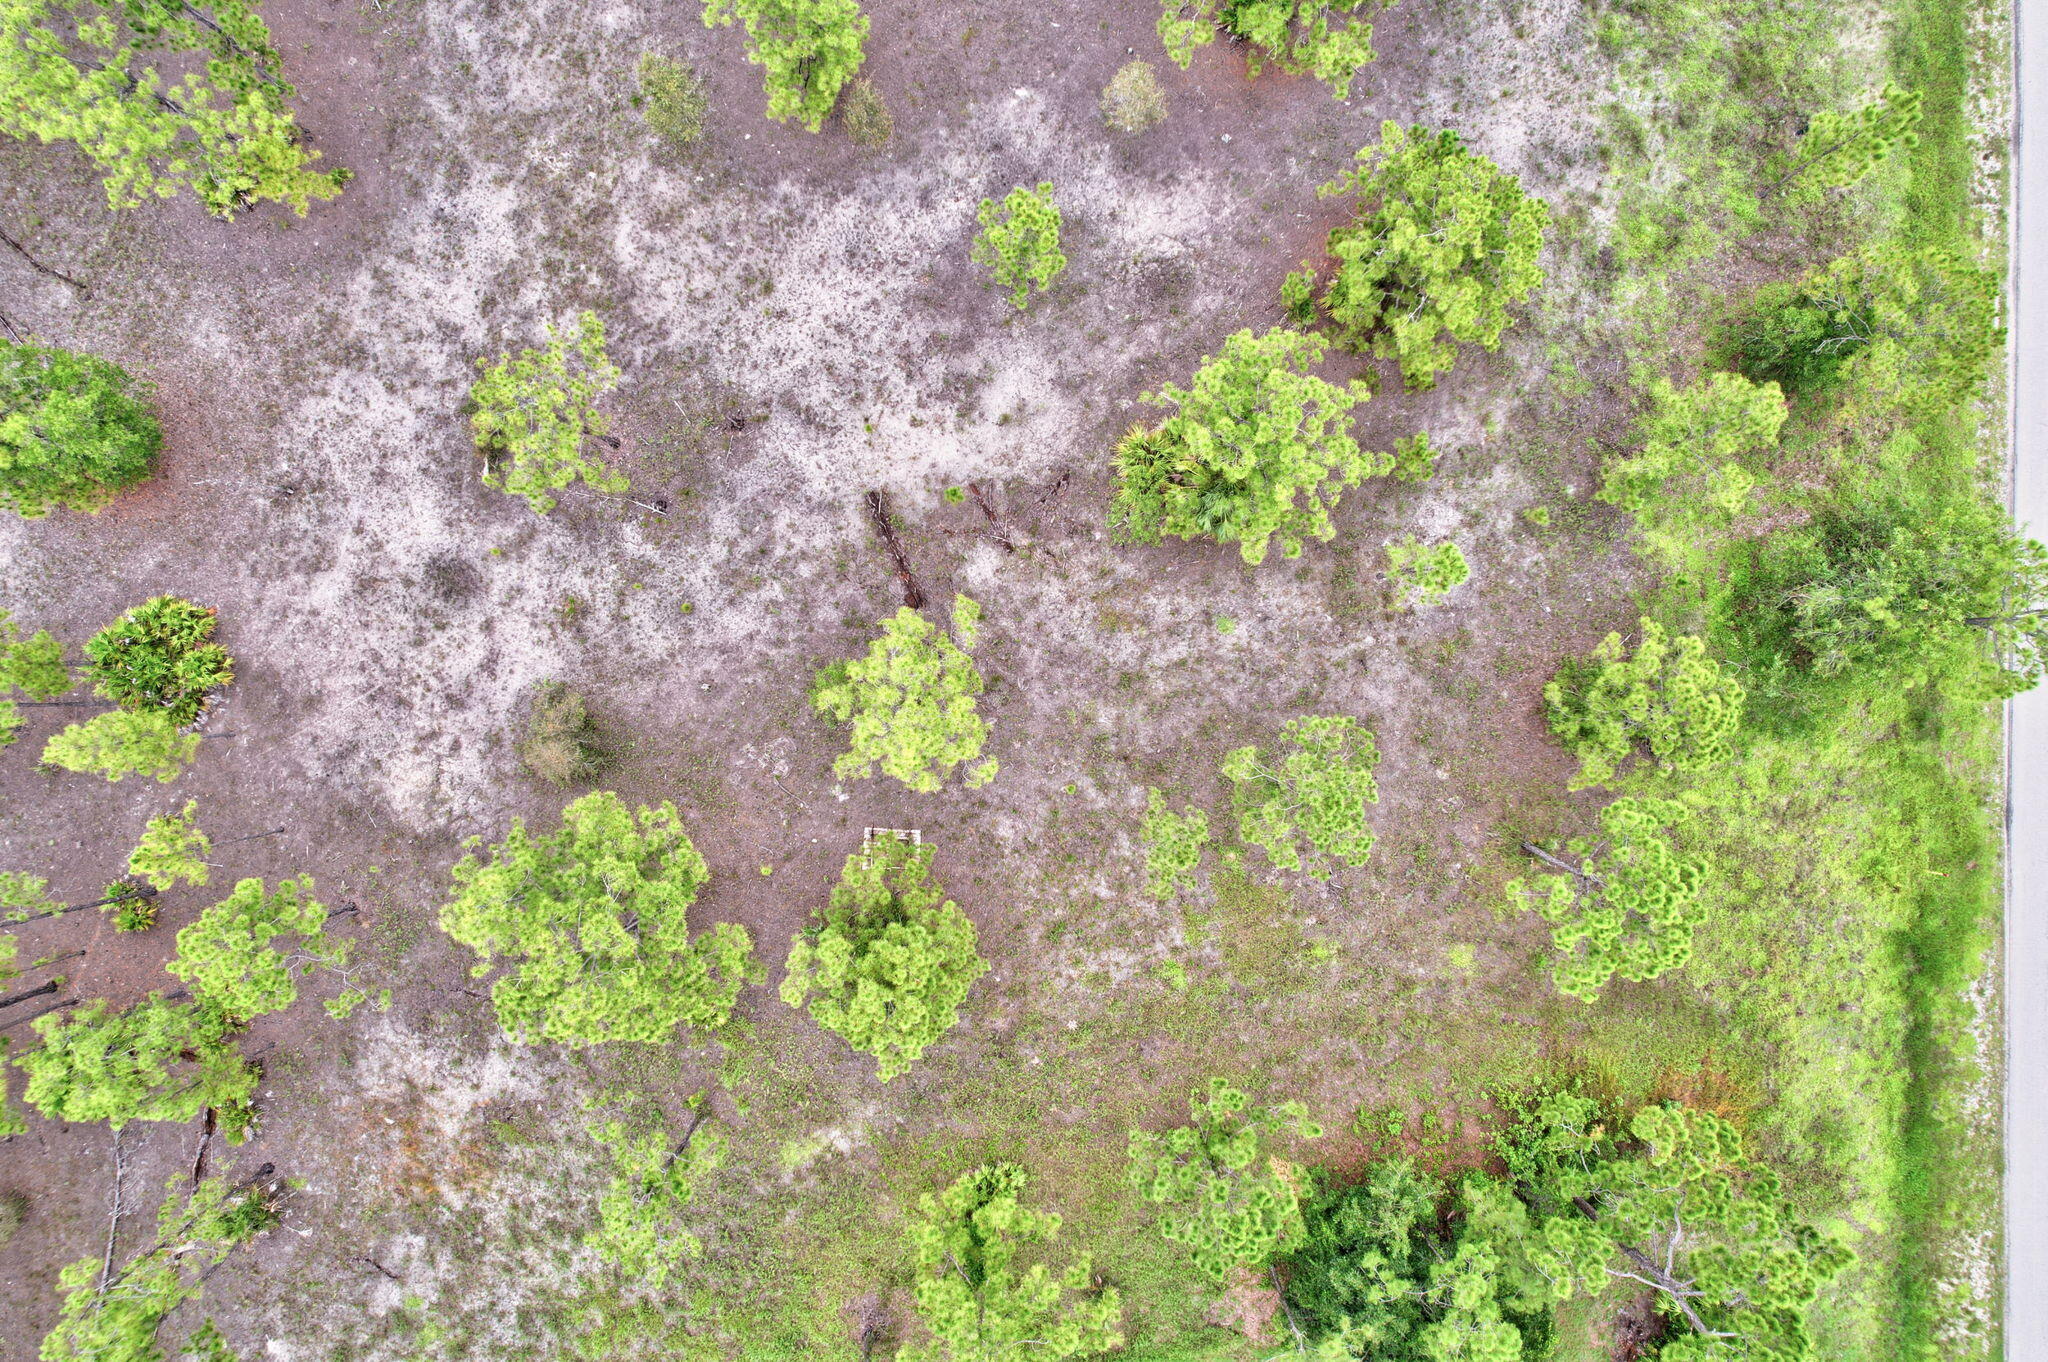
[438,791,759,1046]
[899,1163,1124,1361]
[1157,0,1382,98]
[470,310,624,515]
[0,0,347,216]
[1506,797,1707,1002]
[780,836,987,1082]
[1544,620,1746,790]
[1111,328,1377,565]
[1384,535,1468,609]
[1286,123,1549,389]
[973,183,1066,309]
[84,595,233,723]
[1139,789,1209,900]
[702,0,868,133]
[1100,60,1167,133]
[518,681,605,785]
[1127,1078,1322,1282]
[1223,714,1380,878]
[0,342,161,518]
[813,595,996,792]
[40,709,197,782]
[637,53,708,148]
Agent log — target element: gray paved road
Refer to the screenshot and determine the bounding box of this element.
[2011,5,2048,1358]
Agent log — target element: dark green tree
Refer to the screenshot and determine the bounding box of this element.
[0,341,161,518]
[84,595,233,723]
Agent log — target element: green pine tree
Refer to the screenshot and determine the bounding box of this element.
[0,342,162,517]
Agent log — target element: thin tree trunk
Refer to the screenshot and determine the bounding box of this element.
[0,227,89,295]
[97,1129,128,1297]
[10,886,158,926]
[0,996,77,1032]
[864,490,926,609]
[966,482,1017,553]
[0,979,61,1011]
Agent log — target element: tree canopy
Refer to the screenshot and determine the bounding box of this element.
[14,993,258,1137]
[584,1093,724,1287]
[1599,372,1788,561]
[1,606,69,747]
[0,342,161,518]
[1157,0,1381,99]
[1110,327,1379,565]
[470,310,624,515]
[40,708,198,782]
[1507,797,1707,1002]
[1544,620,1746,790]
[168,875,374,1023]
[701,0,867,132]
[438,791,758,1047]
[1127,1078,1323,1282]
[128,801,211,891]
[0,0,348,216]
[1286,123,1549,389]
[1383,535,1468,609]
[972,183,1066,309]
[780,835,987,1082]
[812,595,997,792]
[1222,714,1381,879]
[1139,788,1209,901]
[897,1162,1124,1362]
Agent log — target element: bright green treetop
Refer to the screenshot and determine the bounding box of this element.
[1773,81,1924,198]
[41,708,197,782]
[584,1093,724,1287]
[1507,797,1707,1002]
[1544,620,1746,790]
[1286,123,1549,390]
[1128,1078,1323,1283]
[1222,714,1380,879]
[1111,328,1379,565]
[0,0,347,216]
[1510,1095,1854,1360]
[1,606,70,747]
[897,1162,1125,1362]
[470,310,624,515]
[0,342,161,518]
[128,800,212,891]
[14,993,257,1136]
[781,836,987,1082]
[168,875,374,1023]
[439,791,758,1047]
[702,0,868,132]
[85,594,233,723]
[39,1173,277,1362]
[1599,372,1787,561]
[972,183,1066,309]
[1157,0,1381,98]
[1139,788,1209,900]
[813,595,997,792]
[1384,535,1468,609]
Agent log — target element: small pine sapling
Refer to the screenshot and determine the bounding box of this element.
[702,0,869,133]
[1100,60,1167,133]
[438,791,759,1046]
[1157,0,1382,99]
[41,709,198,783]
[584,1093,724,1286]
[1388,430,1436,483]
[1384,535,1468,610]
[469,310,624,515]
[1544,620,1746,790]
[84,595,234,723]
[1506,797,1707,1002]
[780,836,987,1082]
[1110,328,1378,565]
[107,880,158,932]
[1140,789,1209,900]
[128,801,212,891]
[898,1163,1125,1362]
[1127,1077,1323,1283]
[0,342,162,517]
[1222,715,1380,878]
[1287,123,1549,389]
[812,595,997,792]
[517,681,606,785]
[972,183,1067,309]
